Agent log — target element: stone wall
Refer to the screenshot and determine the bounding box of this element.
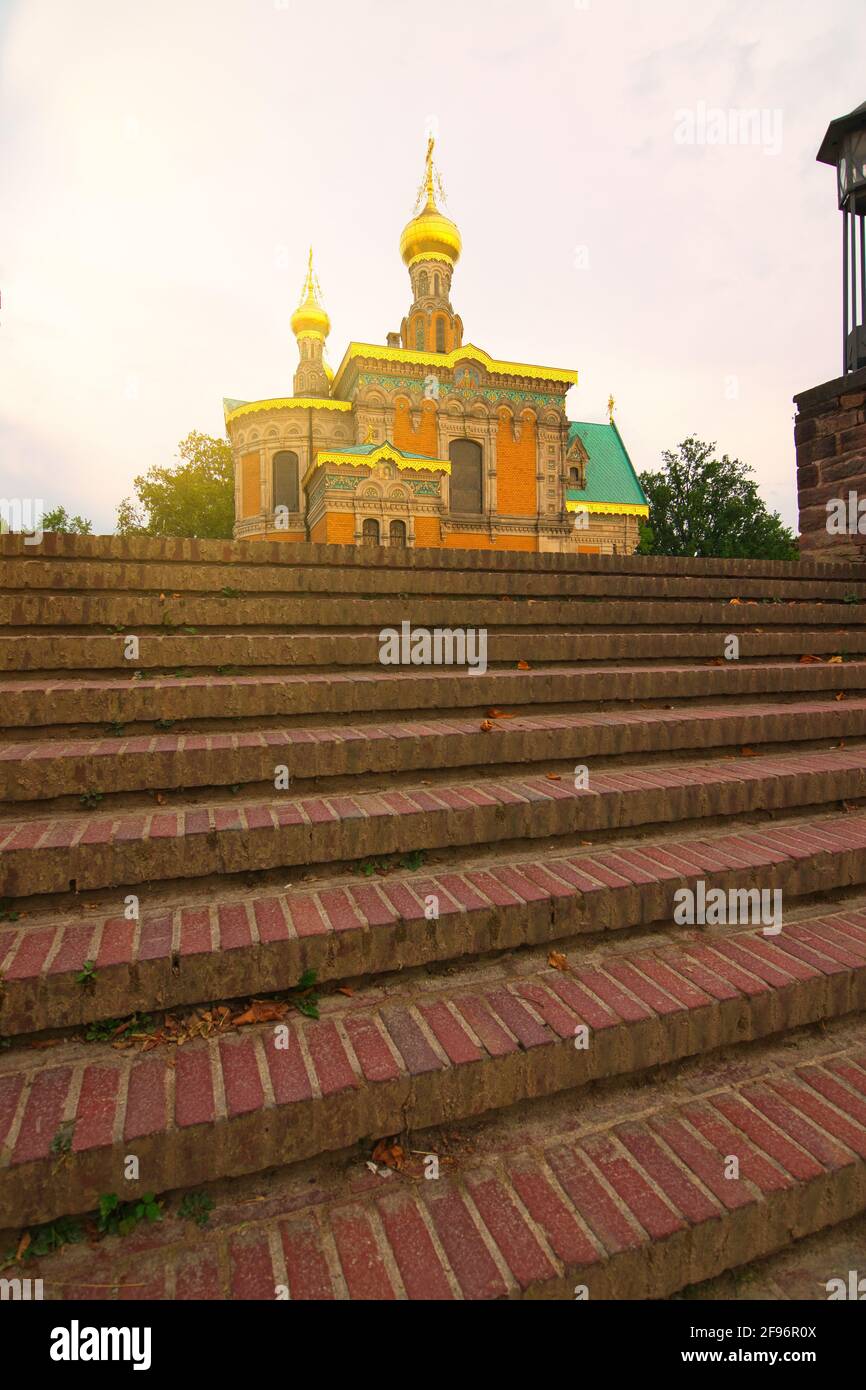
[795,364,866,560]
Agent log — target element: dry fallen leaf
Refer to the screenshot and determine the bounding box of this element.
[729,598,742,606]
[16,1231,31,1261]
[546,772,562,781]
[836,691,846,701]
[480,720,494,732]
[798,654,824,664]
[372,1138,405,1171]
[233,1000,288,1026]
[517,661,531,671]
[486,708,515,719]
[548,951,570,973]
[740,746,758,758]
[337,986,354,997]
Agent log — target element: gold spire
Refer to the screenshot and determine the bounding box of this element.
[608,394,616,424]
[291,247,330,341]
[400,138,462,269]
[418,136,440,210]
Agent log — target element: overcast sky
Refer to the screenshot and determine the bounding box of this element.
[1,0,863,533]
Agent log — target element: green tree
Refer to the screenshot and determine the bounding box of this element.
[637,437,798,560]
[41,506,93,534]
[116,431,234,539]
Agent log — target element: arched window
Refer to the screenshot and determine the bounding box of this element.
[362,518,380,547]
[415,318,425,350]
[435,316,446,353]
[389,519,407,548]
[449,439,483,515]
[569,466,581,485]
[434,273,440,297]
[272,451,299,512]
[418,270,428,297]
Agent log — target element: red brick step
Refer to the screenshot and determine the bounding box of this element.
[15,1030,866,1299]
[3,697,864,802]
[3,745,866,898]
[2,812,866,1035]
[3,909,866,1230]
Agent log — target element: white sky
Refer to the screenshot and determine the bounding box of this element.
[1,0,863,533]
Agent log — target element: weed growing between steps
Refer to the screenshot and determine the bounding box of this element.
[84,1012,154,1044]
[1,1188,214,1272]
[177,1192,215,1228]
[359,849,426,876]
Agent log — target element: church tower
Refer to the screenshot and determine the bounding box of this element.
[291,249,332,397]
[399,139,464,355]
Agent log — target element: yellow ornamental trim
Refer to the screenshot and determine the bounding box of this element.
[405,251,456,268]
[566,500,649,517]
[332,342,578,393]
[225,398,353,425]
[313,443,451,474]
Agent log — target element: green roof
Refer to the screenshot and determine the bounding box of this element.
[335,440,440,462]
[566,420,648,507]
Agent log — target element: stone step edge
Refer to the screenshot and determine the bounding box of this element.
[5,596,866,631]
[2,662,863,731]
[2,811,866,1035]
[1,698,864,802]
[5,632,866,679]
[4,529,864,579]
[5,557,866,600]
[2,746,866,898]
[3,912,866,1231]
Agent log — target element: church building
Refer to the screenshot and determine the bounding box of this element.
[226,142,648,553]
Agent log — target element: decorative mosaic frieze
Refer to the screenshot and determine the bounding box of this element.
[353,372,563,410]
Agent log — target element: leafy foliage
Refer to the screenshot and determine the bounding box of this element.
[84,1012,153,1044]
[116,431,234,539]
[4,1216,84,1268]
[41,506,93,534]
[178,1191,215,1228]
[97,1191,162,1237]
[637,437,798,560]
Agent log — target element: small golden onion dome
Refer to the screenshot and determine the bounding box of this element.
[400,198,462,268]
[400,138,461,268]
[291,249,330,340]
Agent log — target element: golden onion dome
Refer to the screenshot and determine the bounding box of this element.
[291,249,330,340]
[400,138,461,268]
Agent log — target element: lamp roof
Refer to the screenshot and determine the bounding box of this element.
[817,100,866,166]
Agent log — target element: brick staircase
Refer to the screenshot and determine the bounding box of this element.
[2,533,866,1301]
